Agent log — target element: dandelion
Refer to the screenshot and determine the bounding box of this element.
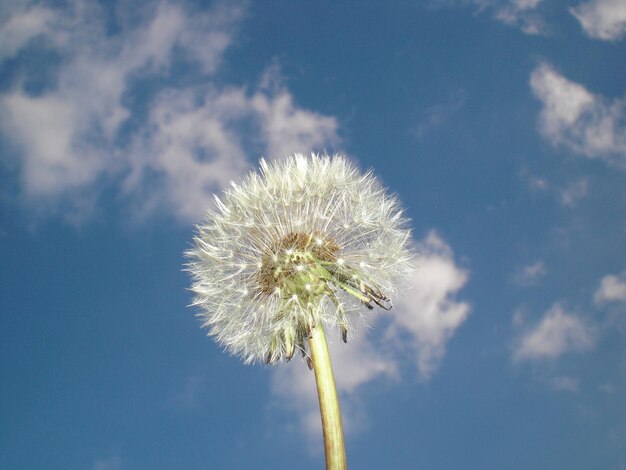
[186,153,413,469]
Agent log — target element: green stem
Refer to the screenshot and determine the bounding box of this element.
[308,321,347,470]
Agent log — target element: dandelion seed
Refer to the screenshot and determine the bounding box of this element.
[186,153,413,365]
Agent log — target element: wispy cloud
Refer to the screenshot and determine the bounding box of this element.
[271,231,470,440]
[519,166,550,193]
[432,0,547,35]
[92,455,122,470]
[493,0,547,35]
[559,179,589,207]
[0,1,339,223]
[570,0,626,41]
[530,62,626,167]
[0,4,55,60]
[549,375,580,393]
[519,168,589,207]
[513,303,596,362]
[513,260,547,286]
[171,374,207,408]
[413,90,466,138]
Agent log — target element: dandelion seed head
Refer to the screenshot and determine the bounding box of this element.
[186,153,413,364]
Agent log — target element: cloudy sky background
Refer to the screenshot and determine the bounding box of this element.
[1,0,625,469]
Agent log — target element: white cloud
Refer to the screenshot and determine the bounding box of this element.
[0,1,241,214]
[0,1,339,223]
[271,231,470,440]
[595,271,626,304]
[126,74,339,222]
[513,304,596,362]
[513,260,547,286]
[388,231,471,379]
[126,86,252,222]
[530,62,626,165]
[570,0,626,41]
[251,88,339,159]
[1,92,105,196]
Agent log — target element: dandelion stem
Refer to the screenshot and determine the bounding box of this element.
[308,321,347,470]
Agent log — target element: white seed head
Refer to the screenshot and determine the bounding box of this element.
[186,153,413,364]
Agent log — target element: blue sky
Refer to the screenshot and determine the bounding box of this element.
[1,1,626,469]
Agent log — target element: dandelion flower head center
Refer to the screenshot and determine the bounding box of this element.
[255,230,393,363]
[258,232,340,299]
